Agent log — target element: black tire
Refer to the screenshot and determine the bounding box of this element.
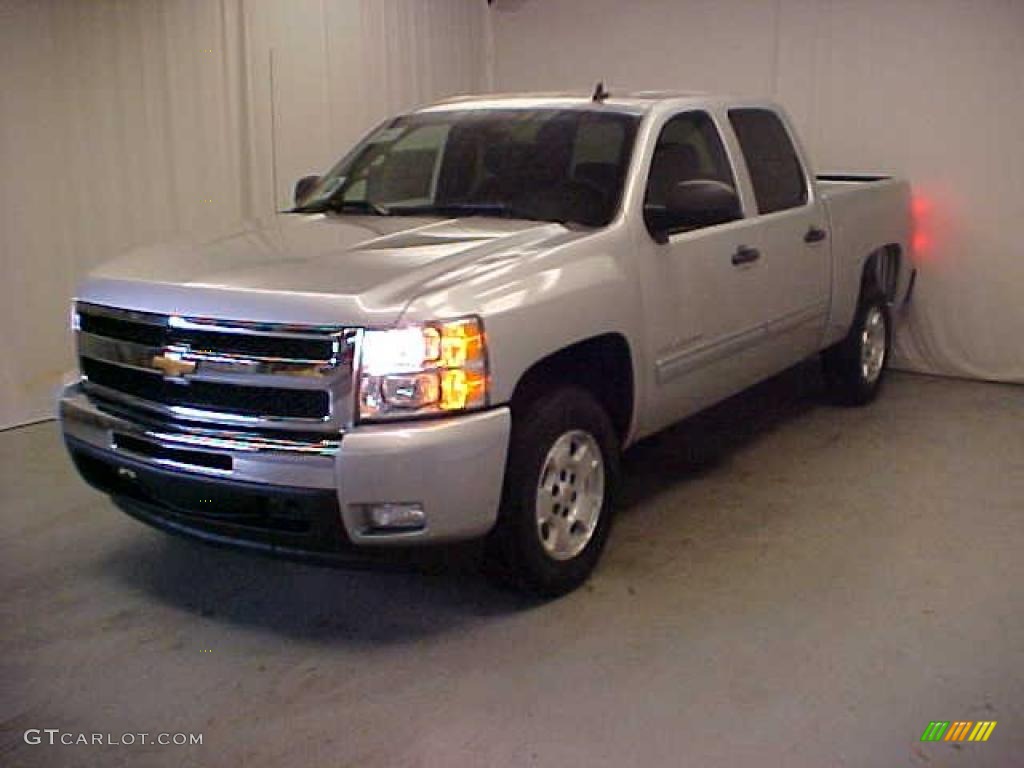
[484,388,620,597]
[821,288,891,406]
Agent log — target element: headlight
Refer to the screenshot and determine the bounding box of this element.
[358,317,488,421]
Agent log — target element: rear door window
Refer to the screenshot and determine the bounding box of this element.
[728,109,807,214]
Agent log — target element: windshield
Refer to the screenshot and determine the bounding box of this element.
[295,108,640,227]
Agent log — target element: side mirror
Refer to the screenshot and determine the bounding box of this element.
[646,180,741,242]
[294,174,320,206]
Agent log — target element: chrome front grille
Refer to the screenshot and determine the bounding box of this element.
[74,303,356,432]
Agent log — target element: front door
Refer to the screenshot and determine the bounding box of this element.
[638,110,780,432]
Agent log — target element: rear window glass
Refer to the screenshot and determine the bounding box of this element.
[728,109,807,214]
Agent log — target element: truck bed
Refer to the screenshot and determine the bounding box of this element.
[817,172,894,196]
[817,172,912,346]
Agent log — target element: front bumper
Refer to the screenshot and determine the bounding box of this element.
[59,385,510,555]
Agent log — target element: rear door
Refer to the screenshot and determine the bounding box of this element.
[725,108,830,362]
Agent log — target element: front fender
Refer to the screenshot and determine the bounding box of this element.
[400,230,644,417]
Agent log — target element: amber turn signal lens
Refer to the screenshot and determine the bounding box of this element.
[439,322,484,369]
[439,369,486,411]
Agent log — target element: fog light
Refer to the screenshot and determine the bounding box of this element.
[365,503,426,531]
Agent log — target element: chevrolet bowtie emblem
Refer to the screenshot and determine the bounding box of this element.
[151,353,196,379]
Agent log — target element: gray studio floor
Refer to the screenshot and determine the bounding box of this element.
[2,369,1021,767]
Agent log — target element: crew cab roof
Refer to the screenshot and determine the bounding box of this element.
[417,90,746,116]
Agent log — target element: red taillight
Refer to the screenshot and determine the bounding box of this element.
[911,195,931,260]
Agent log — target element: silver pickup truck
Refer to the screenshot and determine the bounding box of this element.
[60,91,913,594]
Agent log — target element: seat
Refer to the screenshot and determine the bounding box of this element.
[472,144,534,203]
[573,162,617,199]
[647,143,701,206]
[435,127,481,203]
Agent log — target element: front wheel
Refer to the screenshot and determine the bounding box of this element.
[484,388,619,596]
[822,290,891,406]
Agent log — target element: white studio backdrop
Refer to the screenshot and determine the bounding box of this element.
[2,0,1021,428]
[491,0,1024,385]
[0,0,489,428]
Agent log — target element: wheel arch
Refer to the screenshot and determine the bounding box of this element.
[507,333,635,447]
[861,243,902,303]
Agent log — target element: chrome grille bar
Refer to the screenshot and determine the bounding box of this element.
[78,332,340,378]
[74,302,357,433]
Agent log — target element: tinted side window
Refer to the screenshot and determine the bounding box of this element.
[644,111,735,213]
[728,109,807,214]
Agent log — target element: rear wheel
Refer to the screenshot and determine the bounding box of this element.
[822,289,891,405]
[485,388,619,596]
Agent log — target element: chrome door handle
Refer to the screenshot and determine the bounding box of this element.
[804,226,828,244]
[732,246,760,266]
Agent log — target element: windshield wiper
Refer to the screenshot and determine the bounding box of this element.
[386,202,546,221]
[292,199,391,216]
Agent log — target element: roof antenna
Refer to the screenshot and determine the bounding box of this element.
[591,81,610,103]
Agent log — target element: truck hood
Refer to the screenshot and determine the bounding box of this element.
[78,213,578,327]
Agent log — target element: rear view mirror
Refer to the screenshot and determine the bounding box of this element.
[294,175,320,206]
[646,180,741,242]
